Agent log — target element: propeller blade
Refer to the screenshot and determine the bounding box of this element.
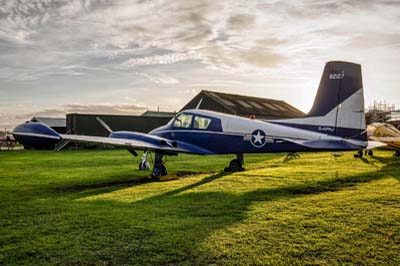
[96,117,113,133]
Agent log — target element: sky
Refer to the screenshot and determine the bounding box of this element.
[1,0,400,129]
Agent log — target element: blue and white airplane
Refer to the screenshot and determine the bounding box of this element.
[13,61,367,179]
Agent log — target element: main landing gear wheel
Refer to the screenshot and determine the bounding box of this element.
[224,154,245,172]
[151,163,168,180]
[229,159,244,172]
[367,150,373,156]
[151,152,168,181]
[394,151,400,157]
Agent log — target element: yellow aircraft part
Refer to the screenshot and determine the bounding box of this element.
[368,123,400,150]
[371,124,400,138]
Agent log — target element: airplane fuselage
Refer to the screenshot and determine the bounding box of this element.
[146,109,366,155]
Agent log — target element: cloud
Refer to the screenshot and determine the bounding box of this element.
[226,14,255,31]
[64,104,147,114]
[134,72,180,85]
[14,109,66,120]
[1,0,400,119]
[123,52,200,67]
[239,47,287,68]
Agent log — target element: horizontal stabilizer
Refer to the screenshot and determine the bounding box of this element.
[282,138,365,151]
[366,141,388,150]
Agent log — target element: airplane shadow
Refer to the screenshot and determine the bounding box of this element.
[51,171,228,199]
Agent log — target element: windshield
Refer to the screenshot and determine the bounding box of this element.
[173,113,193,128]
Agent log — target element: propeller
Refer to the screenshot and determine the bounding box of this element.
[96,117,113,134]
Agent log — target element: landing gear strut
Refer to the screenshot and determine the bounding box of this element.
[151,152,168,180]
[225,154,245,172]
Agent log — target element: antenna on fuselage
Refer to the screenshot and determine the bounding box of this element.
[195,98,203,109]
[96,117,113,133]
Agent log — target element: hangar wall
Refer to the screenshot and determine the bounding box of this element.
[67,114,173,137]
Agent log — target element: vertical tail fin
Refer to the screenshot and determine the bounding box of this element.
[274,61,366,141]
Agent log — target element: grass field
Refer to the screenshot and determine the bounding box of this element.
[0,150,399,265]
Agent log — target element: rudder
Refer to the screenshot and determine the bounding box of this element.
[273,61,366,141]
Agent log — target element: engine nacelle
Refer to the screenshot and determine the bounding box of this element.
[13,122,61,150]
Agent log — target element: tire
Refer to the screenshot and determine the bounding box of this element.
[367,150,373,156]
[151,167,162,180]
[229,159,243,172]
[139,161,150,170]
[151,163,167,180]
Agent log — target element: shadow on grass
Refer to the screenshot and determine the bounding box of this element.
[55,176,150,194]
[51,171,227,200]
[49,154,279,199]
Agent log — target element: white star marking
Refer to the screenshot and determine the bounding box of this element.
[253,131,265,144]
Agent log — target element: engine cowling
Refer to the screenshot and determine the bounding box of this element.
[12,122,61,150]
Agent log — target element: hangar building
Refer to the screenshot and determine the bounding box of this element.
[67,112,175,137]
[181,90,304,119]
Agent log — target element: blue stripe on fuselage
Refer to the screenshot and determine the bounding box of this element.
[154,130,312,154]
[268,122,367,141]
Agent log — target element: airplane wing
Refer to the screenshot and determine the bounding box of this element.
[12,121,213,154]
[60,133,213,155]
[61,134,173,150]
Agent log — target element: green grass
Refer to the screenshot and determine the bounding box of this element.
[0,150,399,265]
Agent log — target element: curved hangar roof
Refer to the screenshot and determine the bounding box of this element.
[180,90,304,120]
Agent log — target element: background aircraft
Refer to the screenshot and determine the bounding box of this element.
[366,123,400,157]
[13,61,367,180]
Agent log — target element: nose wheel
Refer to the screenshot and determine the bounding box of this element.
[139,151,151,170]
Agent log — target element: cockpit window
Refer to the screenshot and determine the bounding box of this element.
[173,113,193,128]
[193,116,212,130]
